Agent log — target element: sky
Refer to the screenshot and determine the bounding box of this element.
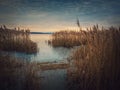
[0,0,120,32]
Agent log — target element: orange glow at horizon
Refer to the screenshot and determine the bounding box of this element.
[5,23,91,32]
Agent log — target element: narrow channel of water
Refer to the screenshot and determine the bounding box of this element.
[40,69,67,90]
[30,34,71,62]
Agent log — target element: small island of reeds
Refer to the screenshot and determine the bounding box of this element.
[0,25,38,54]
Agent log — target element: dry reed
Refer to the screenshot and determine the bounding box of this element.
[67,25,120,90]
[0,25,38,54]
[0,55,41,90]
[49,30,86,48]
[50,25,120,90]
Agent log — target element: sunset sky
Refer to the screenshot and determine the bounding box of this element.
[0,0,120,32]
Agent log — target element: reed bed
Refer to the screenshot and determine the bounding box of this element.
[50,25,120,90]
[66,26,120,90]
[0,54,41,90]
[49,30,86,48]
[0,25,38,54]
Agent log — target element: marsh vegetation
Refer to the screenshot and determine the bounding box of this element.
[50,25,120,90]
[0,25,38,54]
[0,26,40,90]
[49,30,86,48]
[1,24,120,90]
[0,55,40,90]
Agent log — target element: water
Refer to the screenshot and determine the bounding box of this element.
[6,34,71,63]
[40,69,67,90]
[30,34,71,62]
[29,34,71,90]
[2,34,72,90]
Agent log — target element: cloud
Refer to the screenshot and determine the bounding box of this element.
[0,0,119,31]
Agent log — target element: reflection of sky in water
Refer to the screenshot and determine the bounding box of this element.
[31,34,71,62]
[0,34,70,90]
[5,34,72,62]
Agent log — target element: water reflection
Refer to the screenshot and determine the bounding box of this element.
[0,34,72,90]
[31,34,71,62]
[7,34,71,62]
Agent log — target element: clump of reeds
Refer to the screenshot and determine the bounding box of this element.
[67,25,120,90]
[49,30,86,48]
[0,54,41,90]
[0,25,38,54]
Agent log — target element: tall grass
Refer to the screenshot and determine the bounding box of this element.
[50,25,120,90]
[0,25,38,54]
[49,30,86,48]
[0,55,41,90]
[67,26,120,90]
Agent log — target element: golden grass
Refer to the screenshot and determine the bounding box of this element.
[50,25,120,90]
[68,26,120,90]
[0,25,38,54]
[49,30,86,48]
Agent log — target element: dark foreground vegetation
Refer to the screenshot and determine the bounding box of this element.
[0,55,40,90]
[0,25,38,54]
[50,25,120,90]
[0,25,40,90]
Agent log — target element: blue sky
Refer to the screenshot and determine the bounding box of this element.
[0,0,120,32]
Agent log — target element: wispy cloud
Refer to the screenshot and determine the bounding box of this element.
[0,0,119,31]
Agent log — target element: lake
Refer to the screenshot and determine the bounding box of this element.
[1,34,73,90]
[5,34,72,63]
[30,34,71,90]
[26,34,72,90]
